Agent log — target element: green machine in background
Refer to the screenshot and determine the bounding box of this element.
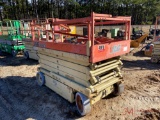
[110,28,120,38]
[0,20,26,57]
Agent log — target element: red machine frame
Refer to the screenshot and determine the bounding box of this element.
[31,12,131,63]
[154,16,160,41]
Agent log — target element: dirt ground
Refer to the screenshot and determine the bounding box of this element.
[0,47,160,120]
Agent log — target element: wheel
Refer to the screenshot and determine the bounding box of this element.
[75,92,91,116]
[24,51,29,59]
[113,83,124,96]
[11,50,17,57]
[151,57,158,63]
[36,72,45,86]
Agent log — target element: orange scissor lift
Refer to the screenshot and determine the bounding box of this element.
[151,16,160,63]
[32,12,131,115]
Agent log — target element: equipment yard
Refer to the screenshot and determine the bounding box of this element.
[0,47,159,120]
[1,0,160,119]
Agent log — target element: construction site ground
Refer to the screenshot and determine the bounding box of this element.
[0,46,160,120]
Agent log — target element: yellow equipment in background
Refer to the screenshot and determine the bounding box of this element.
[69,26,76,34]
[130,34,148,48]
[144,44,154,57]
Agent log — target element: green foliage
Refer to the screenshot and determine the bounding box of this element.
[146,21,152,25]
[3,19,11,21]
[0,0,160,24]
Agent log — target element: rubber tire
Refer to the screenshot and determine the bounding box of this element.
[11,50,17,57]
[151,57,158,63]
[36,72,45,86]
[75,92,91,116]
[24,51,29,59]
[113,83,124,96]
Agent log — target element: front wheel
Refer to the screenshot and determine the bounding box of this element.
[11,50,17,57]
[113,83,124,96]
[75,92,91,116]
[36,72,45,86]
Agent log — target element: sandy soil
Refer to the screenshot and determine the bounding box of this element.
[0,47,160,120]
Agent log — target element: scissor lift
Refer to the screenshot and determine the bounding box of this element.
[32,12,131,115]
[151,16,160,63]
[22,19,46,60]
[0,20,25,56]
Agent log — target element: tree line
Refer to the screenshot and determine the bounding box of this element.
[0,0,160,25]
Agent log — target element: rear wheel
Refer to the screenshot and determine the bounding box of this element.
[75,92,91,116]
[24,51,29,59]
[151,57,158,63]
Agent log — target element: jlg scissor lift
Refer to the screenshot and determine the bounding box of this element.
[32,12,131,116]
[0,20,25,57]
[151,16,160,63]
